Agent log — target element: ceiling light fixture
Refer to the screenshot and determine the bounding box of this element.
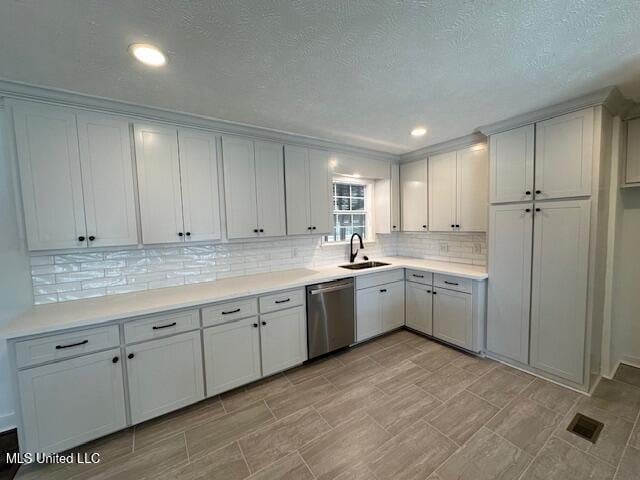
[411,127,427,137]
[129,43,166,67]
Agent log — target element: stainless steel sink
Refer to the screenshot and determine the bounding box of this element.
[339,261,390,270]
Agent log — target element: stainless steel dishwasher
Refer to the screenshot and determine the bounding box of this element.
[306,278,355,359]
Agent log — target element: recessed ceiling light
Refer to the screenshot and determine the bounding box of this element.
[411,127,427,137]
[129,43,166,67]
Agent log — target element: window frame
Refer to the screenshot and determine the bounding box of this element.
[323,176,375,245]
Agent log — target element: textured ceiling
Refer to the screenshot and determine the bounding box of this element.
[2,0,640,154]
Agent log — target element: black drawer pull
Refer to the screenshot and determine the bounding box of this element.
[412,274,424,278]
[426,290,432,293]
[112,356,119,364]
[379,288,387,293]
[444,281,459,286]
[222,308,241,315]
[152,322,177,330]
[55,340,88,350]
[274,298,290,304]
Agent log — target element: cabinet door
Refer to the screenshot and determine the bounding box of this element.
[284,145,311,235]
[489,125,534,204]
[530,199,590,383]
[261,306,307,376]
[457,145,489,232]
[222,136,258,239]
[18,349,126,454]
[487,204,533,364]
[380,281,405,332]
[178,129,221,242]
[433,288,473,350]
[13,101,87,250]
[356,286,382,342]
[428,151,457,232]
[203,317,262,396]
[77,112,138,247]
[405,282,433,335]
[626,118,640,184]
[127,331,204,424]
[400,159,428,231]
[390,163,401,231]
[308,149,332,234]
[254,141,286,237]
[134,124,185,244]
[535,108,593,200]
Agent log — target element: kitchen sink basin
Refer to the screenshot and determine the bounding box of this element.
[339,261,390,270]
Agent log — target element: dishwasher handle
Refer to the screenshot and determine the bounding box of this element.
[309,282,353,295]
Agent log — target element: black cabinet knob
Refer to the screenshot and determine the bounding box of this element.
[178,232,184,237]
[128,353,135,359]
[253,323,258,328]
[307,226,312,230]
[259,229,264,233]
[455,224,460,228]
[535,190,541,194]
[312,226,316,230]
[261,321,267,326]
[451,224,455,228]
[422,225,427,228]
[535,207,541,212]
[432,291,437,295]
[88,235,95,241]
[525,208,531,212]
[525,191,531,195]
[254,229,259,233]
[185,232,191,237]
[78,235,85,242]
[112,356,119,364]
[392,225,397,229]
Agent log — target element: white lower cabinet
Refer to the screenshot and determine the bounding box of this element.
[17,348,126,454]
[260,306,307,376]
[203,317,262,396]
[356,280,405,342]
[126,331,204,424]
[433,288,473,350]
[405,281,433,335]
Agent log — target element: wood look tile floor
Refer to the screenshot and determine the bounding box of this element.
[16,330,640,480]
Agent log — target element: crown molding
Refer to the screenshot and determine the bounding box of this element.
[399,132,486,163]
[478,86,631,136]
[623,102,640,121]
[0,78,398,162]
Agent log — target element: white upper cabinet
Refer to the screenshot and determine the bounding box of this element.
[255,141,287,237]
[487,203,533,364]
[13,101,139,250]
[428,145,488,232]
[535,108,593,200]
[489,125,535,204]
[284,145,331,235]
[222,136,285,239]
[457,145,489,232]
[374,163,401,234]
[626,118,640,185]
[428,151,457,231]
[400,159,428,231]
[529,199,591,384]
[391,163,401,231]
[77,112,138,248]
[13,102,86,250]
[178,129,222,242]
[134,124,185,244]
[135,124,221,244]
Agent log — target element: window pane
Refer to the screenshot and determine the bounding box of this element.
[352,214,365,226]
[337,227,347,241]
[353,227,365,238]
[351,198,365,211]
[335,197,350,211]
[335,183,350,197]
[351,184,365,197]
[337,214,352,226]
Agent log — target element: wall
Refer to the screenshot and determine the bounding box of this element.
[0,105,33,431]
[30,232,487,304]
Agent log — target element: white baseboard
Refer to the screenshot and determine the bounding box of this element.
[0,411,16,433]
[621,356,640,370]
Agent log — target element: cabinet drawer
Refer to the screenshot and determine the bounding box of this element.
[259,289,304,314]
[16,325,120,369]
[124,309,200,344]
[405,269,433,285]
[434,273,472,294]
[356,269,404,290]
[202,298,258,327]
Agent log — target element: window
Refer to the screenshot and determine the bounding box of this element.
[324,179,372,243]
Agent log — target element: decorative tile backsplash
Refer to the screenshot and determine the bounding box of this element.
[30,232,486,305]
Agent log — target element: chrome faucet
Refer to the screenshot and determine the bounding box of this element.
[349,233,364,263]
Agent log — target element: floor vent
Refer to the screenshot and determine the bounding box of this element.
[566,413,604,443]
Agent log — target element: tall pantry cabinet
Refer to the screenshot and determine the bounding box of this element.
[487,106,612,390]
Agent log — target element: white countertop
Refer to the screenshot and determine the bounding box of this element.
[1,256,487,340]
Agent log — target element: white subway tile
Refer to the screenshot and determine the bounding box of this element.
[58,288,106,302]
[81,260,126,270]
[148,278,185,289]
[56,270,105,283]
[82,278,126,290]
[107,284,148,295]
[34,294,58,305]
[55,253,104,264]
[32,274,56,286]
[33,282,82,295]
